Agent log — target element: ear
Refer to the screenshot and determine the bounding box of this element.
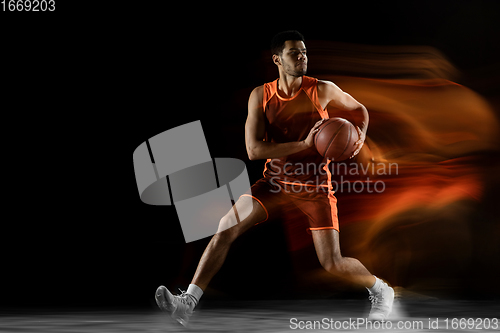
[272,54,282,67]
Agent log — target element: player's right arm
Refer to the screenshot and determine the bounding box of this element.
[245,86,324,160]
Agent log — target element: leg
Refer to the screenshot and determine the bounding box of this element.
[156,195,266,326]
[312,229,376,288]
[312,229,395,320]
[191,195,267,290]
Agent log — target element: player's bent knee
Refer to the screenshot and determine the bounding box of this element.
[319,257,343,275]
[320,259,334,273]
[216,212,238,239]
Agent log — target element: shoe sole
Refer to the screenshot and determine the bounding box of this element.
[386,286,395,318]
[155,286,175,312]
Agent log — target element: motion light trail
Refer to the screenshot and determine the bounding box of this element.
[259,43,500,291]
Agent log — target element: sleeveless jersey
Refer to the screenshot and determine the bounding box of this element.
[262,76,332,191]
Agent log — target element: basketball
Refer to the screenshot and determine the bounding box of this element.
[314,118,359,161]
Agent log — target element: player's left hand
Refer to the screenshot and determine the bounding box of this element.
[303,118,327,148]
[350,126,365,159]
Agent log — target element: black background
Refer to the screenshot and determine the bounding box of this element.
[1,1,499,310]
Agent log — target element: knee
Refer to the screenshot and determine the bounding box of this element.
[319,256,343,276]
[214,214,238,244]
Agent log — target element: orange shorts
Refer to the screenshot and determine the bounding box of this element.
[241,177,339,232]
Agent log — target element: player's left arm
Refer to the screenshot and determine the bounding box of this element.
[318,80,369,158]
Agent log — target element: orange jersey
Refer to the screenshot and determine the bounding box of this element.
[262,76,332,190]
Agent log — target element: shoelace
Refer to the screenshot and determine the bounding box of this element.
[177,289,194,307]
[369,294,386,310]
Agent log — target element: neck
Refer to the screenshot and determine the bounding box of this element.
[277,72,303,98]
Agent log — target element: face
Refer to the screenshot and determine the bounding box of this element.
[274,40,308,77]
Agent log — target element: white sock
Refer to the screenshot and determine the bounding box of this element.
[367,276,382,294]
[186,284,203,305]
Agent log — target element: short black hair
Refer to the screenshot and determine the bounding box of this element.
[270,30,305,56]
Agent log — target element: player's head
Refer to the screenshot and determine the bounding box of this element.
[271,30,307,77]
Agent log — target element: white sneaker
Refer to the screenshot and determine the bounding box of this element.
[368,280,394,321]
[155,285,196,326]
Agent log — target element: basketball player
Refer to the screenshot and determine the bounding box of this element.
[156,30,394,326]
